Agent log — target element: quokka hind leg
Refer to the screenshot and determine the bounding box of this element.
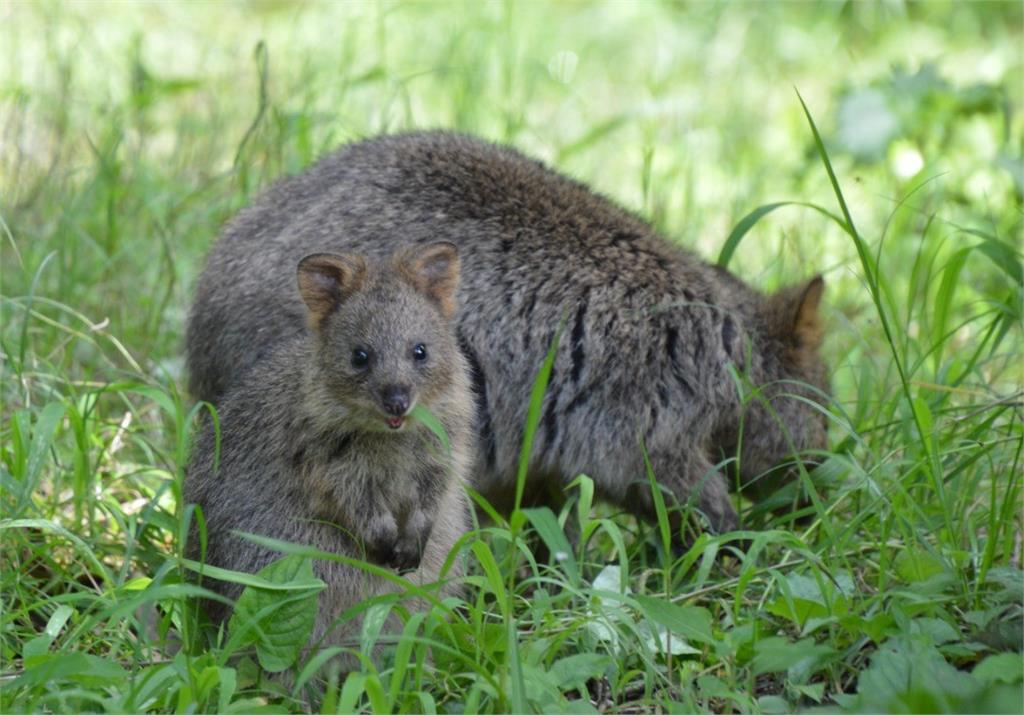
[625,451,740,547]
[489,475,573,569]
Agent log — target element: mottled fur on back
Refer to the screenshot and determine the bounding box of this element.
[187,131,829,535]
[185,243,474,658]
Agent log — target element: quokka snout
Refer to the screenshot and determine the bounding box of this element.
[185,240,474,654]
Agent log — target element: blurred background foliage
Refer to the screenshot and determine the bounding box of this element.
[2,1,1020,371]
[1,1,1021,712]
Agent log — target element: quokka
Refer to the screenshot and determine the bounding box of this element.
[187,131,829,537]
[184,242,474,650]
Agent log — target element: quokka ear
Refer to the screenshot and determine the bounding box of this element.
[791,275,825,349]
[297,252,367,329]
[395,241,461,317]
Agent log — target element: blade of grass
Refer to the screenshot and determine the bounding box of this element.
[795,89,954,543]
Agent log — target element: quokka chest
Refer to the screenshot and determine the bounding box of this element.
[299,434,438,502]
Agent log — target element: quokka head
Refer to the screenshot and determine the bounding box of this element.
[729,275,831,499]
[297,242,461,432]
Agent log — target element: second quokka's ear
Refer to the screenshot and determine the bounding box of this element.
[297,252,367,329]
[790,275,825,349]
[767,275,826,349]
[395,241,460,317]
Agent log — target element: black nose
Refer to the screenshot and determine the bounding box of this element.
[381,386,410,416]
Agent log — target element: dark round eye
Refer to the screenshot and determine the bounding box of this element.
[412,343,428,362]
[351,348,370,369]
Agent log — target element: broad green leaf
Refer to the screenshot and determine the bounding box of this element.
[766,596,828,628]
[522,507,578,583]
[792,682,825,703]
[217,666,237,714]
[194,665,222,706]
[767,571,851,627]
[894,548,946,583]
[750,636,834,676]
[519,662,560,710]
[591,565,630,595]
[847,638,982,713]
[44,604,73,640]
[124,576,153,591]
[22,635,53,664]
[757,695,791,714]
[547,653,611,690]
[840,612,894,644]
[470,540,507,618]
[633,595,713,645]
[6,652,126,689]
[228,555,325,673]
[908,617,959,645]
[643,623,703,656]
[224,697,286,714]
[972,653,1024,685]
[697,674,731,699]
[22,604,75,664]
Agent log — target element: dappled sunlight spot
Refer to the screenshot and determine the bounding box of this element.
[890,143,924,180]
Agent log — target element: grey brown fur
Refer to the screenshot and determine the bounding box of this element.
[184,242,474,648]
[187,131,828,536]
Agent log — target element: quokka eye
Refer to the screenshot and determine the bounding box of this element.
[412,343,428,362]
[351,348,370,369]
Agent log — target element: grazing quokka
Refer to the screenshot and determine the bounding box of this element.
[184,241,474,648]
[187,131,829,538]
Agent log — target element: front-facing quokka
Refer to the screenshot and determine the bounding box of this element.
[184,241,474,657]
[187,132,830,540]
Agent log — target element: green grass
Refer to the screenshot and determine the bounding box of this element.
[2,1,1022,712]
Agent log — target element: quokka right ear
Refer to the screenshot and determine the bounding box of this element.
[395,241,461,318]
[297,252,367,329]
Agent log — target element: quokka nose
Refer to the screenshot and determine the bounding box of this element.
[381,386,410,416]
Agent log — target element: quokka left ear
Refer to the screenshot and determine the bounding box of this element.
[791,275,825,349]
[767,275,826,349]
[395,242,461,317]
[297,252,368,329]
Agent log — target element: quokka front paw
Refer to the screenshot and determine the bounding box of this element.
[389,508,433,573]
[698,485,741,536]
[389,534,422,573]
[363,512,399,566]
